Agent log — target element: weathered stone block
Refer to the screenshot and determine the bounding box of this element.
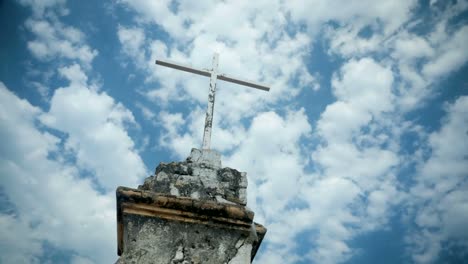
[117,214,252,264]
[115,187,267,264]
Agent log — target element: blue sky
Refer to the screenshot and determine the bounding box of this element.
[0,0,467,263]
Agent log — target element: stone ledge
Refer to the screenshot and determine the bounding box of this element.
[116,186,266,260]
[117,186,253,222]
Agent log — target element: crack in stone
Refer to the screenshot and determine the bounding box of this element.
[225,235,246,264]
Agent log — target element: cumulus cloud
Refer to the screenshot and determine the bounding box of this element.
[407,96,468,263]
[40,64,147,190]
[318,58,394,144]
[117,1,468,263]
[300,58,401,263]
[158,110,198,157]
[288,0,416,34]
[0,82,117,263]
[19,0,99,104]
[117,25,147,68]
[288,0,417,58]
[222,109,312,264]
[3,0,467,263]
[0,1,149,261]
[0,214,42,264]
[117,1,316,125]
[20,0,97,67]
[226,109,312,214]
[18,0,68,17]
[393,34,434,61]
[24,19,97,67]
[422,26,468,80]
[391,4,468,111]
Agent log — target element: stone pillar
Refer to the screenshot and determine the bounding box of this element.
[116,149,266,264]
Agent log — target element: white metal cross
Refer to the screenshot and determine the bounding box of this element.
[156,53,270,150]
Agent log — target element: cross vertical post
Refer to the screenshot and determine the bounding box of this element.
[202,53,219,149]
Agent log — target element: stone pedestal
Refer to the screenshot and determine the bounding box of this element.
[116,149,266,264]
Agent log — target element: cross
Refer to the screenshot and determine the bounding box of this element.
[155,53,270,150]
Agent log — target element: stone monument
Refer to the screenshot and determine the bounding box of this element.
[115,54,268,263]
[115,149,266,263]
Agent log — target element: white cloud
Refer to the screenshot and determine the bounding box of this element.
[116,1,417,263]
[58,63,88,85]
[10,1,462,263]
[318,58,394,144]
[393,34,434,61]
[70,255,95,264]
[408,96,468,263]
[25,19,97,67]
[391,4,468,111]
[288,0,416,34]
[314,1,468,114]
[119,0,185,38]
[118,0,317,127]
[40,64,147,190]
[158,110,196,157]
[30,81,50,100]
[222,109,313,262]
[227,109,311,214]
[326,25,383,58]
[295,58,402,263]
[0,82,118,263]
[117,25,147,67]
[20,0,99,104]
[19,0,68,17]
[422,26,468,80]
[135,102,156,121]
[0,214,42,264]
[288,0,417,59]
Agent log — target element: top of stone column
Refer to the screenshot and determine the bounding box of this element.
[138,148,248,205]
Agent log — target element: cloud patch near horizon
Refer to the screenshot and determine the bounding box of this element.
[0,0,148,262]
[0,82,116,263]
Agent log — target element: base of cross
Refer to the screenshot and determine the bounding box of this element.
[115,148,267,264]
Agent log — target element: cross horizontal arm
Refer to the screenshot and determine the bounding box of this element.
[155,58,270,91]
[155,59,211,78]
[218,74,270,91]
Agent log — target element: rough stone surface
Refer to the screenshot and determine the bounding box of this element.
[139,148,247,205]
[116,214,254,264]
